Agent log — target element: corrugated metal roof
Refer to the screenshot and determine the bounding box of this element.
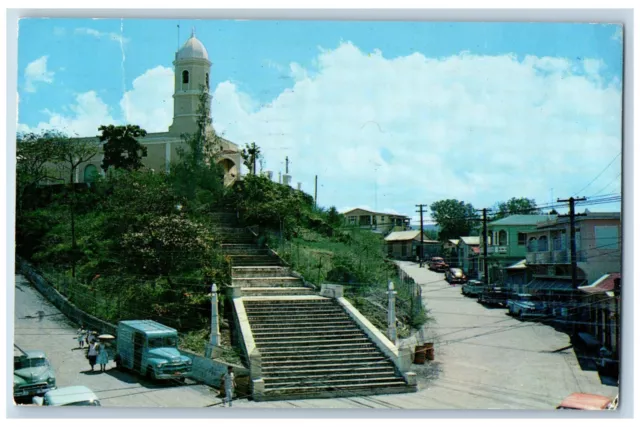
[460,236,480,245]
[579,273,620,294]
[489,214,557,227]
[506,259,527,270]
[448,239,460,245]
[384,230,420,242]
[342,208,409,218]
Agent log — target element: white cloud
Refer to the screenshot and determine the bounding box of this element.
[611,26,622,42]
[24,56,54,93]
[120,66,174,132]
[19,91,117,137]
[209,42,622,214]
[74,27,130,44]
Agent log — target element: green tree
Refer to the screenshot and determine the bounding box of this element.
[241,142,262,175]
[429,199,477,241]
[16,131,67,217]
[172,87,226,206]
[494,197,540,220]
[52,136,102,277]
[99,124,148,172]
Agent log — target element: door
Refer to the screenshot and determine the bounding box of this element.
[133,332,144,373]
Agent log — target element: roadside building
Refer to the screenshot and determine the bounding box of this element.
[342,208,411,234]
[576,273,620,377]
[503,259,531,294]
[384,231,441,260]
[480,214,557,284]
[456,236,480,278]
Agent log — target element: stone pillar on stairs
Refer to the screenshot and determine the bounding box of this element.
[387,281,397,344]
[205,283,222,359]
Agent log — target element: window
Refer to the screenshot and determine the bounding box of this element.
[348,216,356,225]
[206,73,209,88]
[538,235,549,252]
[148,336,178,348]
[595,226,620,250]
[498,230,507,246]
[518,233,527,246]
[527,237,537,252]
[182,70,189,85]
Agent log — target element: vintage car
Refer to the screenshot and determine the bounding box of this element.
[478,286,509,307]
[33,386,101,406]
[114,320,192,381]
[556,393,617,410]
[461,280,485,297]
[14,350,56,399]
[428,257,449,272]
[507,293,547,318]
[445,268,467,284]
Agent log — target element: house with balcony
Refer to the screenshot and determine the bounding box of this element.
[479,214,557,285]
[342,208,410,234]
[524,212,621,293]
[456,236,480,278]
[522,212,621,314]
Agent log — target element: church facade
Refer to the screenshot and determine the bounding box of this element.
[70,31,243,186]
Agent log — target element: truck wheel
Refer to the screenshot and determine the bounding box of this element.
[146,367,155,380]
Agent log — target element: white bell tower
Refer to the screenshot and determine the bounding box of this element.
[168,28,213,135]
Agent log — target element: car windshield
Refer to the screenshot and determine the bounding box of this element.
[451,269,462,274]
[433,258,444,262]
[148,336,178,348]
[15,357,47,369]
[62,400,101,406]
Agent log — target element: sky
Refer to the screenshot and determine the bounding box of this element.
[16,19,623,224]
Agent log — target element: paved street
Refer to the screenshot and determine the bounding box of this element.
[14,266,618,410]
[14,275,220,408]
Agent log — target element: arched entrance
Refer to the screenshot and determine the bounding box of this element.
[83,164,99,183]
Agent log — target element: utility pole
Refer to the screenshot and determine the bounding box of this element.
[314,175,318,209]
[415,204,427,267]
[557,197,587,289]
[387,281,397,344]
[285,156,290,174]
[205,283,221,359]
[482,208,490,284]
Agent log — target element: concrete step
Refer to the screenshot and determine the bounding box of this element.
[233,277,303,287]
[264,374,401,387]
[250,322,356,332]
[254,336,370,347]
[261,361,394,373]
[213,227,252,234]
[260,381,415,400]
[224,248,270,256]
[262,355,386,366]
[246,311,350,320]
[222,244,259,250]
[253,328,364,338]
[259,342,378,355]
[241,287,316,297]
[232,266,291,278]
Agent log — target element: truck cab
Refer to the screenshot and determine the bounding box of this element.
[114,320,192,381]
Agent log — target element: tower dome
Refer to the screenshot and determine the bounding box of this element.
[176,31,209,61]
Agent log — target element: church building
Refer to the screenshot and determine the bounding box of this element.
[70,30,243,186]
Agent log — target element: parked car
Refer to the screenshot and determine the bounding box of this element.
[428,257,449,272]
[478,286,509,307]
[461,280,485,297]
[507,294,547,318]
[114,320,192,381]
[556,393,617,410]
[445,268,467,284]
[33,386,100,406]
[14,350,56,400]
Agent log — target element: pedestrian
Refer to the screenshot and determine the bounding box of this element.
[221,366,236,407]
[87,340,99,371]
[96,340,109,372]
[76,326,86,349]
[86,330,95,347]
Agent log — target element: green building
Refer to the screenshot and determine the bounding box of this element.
[479,214,557,285]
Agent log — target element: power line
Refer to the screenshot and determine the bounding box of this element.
[573,152,621,196]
